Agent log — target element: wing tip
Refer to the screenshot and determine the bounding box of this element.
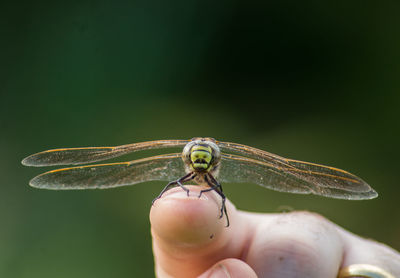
[29,178,65,190]
[29,176,45,189]
[22,154,50,167]
[367,189,379,199]
[29,174,59,189]
[21,156,34,166]
[348,188,379,200]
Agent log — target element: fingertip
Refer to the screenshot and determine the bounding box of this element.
[150,186,246,277]
[150,186,225,246]
[198,259,257,278]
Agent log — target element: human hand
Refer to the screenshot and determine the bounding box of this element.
[150,186,400,278]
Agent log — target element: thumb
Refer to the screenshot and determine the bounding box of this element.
[150,185,247,278]
[198,258,257,278]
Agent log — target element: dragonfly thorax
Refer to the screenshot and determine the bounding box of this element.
[182,138,221,174]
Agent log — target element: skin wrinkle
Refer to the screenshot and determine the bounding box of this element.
[231,212,255,263]
[236,211,277,262]
[238,229,254,262]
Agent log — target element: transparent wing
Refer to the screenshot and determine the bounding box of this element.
[22,139,189,167]
[29,153,186,190]
[218,154,377,200]
[218,141,294,168]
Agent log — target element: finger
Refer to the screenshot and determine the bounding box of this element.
[243,211,344,278]
[150,185,249,278]
[197,258,257,278]
[337,226,400,277]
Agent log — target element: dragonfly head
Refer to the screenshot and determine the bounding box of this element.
[183,138,221,172]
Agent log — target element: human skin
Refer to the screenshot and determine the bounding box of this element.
[150,186,400,278]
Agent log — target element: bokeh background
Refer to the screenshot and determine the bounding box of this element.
[1,1,400,277]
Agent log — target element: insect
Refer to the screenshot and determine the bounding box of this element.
[22,137,378,227]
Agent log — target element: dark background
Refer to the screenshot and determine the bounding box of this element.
[1,1,399,277]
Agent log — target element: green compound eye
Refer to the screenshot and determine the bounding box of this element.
[190,145,213,170]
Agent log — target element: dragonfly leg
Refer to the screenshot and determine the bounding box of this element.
[177,179,190,196]
[152,180,177,205]
[152,172,194,204]
[197,186,215,197]
[176,173,196,196]
[200,174,230,227]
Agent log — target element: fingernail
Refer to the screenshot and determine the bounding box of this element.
[206,264,231,278]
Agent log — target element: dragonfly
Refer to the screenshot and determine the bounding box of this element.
[22,137,378,227]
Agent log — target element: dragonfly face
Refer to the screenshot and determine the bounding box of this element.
[182,138,221,174]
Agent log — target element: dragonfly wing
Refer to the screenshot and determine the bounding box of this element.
[218,141,289,167]
[218,154,377,200]
[29,153,186,190]
[219,154,312,194]
[22,140,189,167]
[283,159,377,199]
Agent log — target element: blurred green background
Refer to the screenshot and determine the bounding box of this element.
[1,1,400,277]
